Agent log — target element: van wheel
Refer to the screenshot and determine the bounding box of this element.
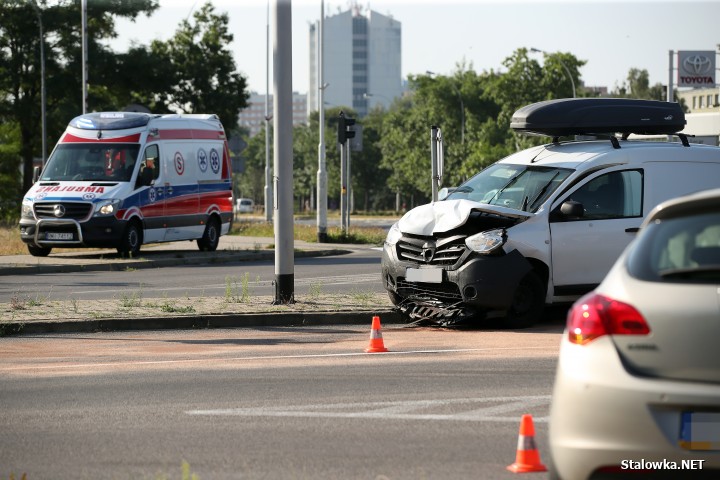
[197,217,220,252]
[28,244,52,257]
[505,271,545,329]
[117,221,142,258]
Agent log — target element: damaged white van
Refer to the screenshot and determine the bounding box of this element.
[20,112,233,257]
[381,98,720,327]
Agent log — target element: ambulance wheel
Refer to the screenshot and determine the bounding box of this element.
[117,221,142,258]
[28,244,52,257]
[505,271,545,329]
[197,217,220,252]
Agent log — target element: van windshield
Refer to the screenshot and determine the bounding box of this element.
[446,164,573,213]
[40,143,140,182]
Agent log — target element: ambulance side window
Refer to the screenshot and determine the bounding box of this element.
[136,144,160,188]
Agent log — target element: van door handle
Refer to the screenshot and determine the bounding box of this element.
[625,227,640,233]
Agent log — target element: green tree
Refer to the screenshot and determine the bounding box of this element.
[612,68,666,101]
[154,2,249,130]
[0,0,159,196]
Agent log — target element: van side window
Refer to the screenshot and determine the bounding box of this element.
[568,170,643,220]
[136,144,160,188]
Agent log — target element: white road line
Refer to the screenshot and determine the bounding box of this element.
[0,346,553,371]
[187,396,553,423]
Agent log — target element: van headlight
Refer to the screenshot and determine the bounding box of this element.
[95,199,122,216]
[465,228,506,254]
[385,222,403,246]
[21,201,34,219]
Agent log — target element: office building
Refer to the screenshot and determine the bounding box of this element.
[308,5,402,117]
[238,92,307,138]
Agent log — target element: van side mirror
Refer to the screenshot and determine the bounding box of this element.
[560,200,584,219]
[33,166,41,183]
[438,187,456,201]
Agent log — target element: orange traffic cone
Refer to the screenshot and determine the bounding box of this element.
[507,414,547,473]
[365,315,389,353]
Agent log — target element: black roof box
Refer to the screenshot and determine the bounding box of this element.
[510,98,685,137]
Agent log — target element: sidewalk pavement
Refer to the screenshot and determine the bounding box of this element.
[0,235,401,336]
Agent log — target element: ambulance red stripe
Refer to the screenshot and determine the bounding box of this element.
[61,133,141,143]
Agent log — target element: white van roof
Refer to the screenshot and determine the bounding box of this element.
[500,138,720,171]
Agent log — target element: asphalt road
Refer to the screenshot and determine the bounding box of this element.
[0,324,562,480]
[0,247,386,303]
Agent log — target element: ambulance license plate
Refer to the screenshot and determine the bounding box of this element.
[47,232,74,240]
[405,267,442,283]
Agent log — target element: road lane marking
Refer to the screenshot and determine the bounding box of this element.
[0,346,554,372]
[186,396,552,423]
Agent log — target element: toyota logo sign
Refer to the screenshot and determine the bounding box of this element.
[678,50,716,87]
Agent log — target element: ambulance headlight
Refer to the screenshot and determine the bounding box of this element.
[385,222,403,246]
[465,229,506,254]
[95,199,122,216]
[21,201,34,219]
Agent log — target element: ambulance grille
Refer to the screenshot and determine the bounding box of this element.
[34,202,93,221]
[397,234,467,266]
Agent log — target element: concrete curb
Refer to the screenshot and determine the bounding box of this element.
[1,310,406,336]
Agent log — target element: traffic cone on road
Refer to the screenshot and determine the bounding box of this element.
[506,414,547,473]
[365,315,389,353]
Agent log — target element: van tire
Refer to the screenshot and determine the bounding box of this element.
[505,271,545,329]
[28,244,52,257]
[117,221,142,258]
[197,217,220,252]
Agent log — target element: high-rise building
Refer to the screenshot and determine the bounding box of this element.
[308,5,401,117]
[238,92,307,138]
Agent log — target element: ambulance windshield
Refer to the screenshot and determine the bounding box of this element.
[40,143,140,182]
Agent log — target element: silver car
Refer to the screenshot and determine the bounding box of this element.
[549,188,720,480]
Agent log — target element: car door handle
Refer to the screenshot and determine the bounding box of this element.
[625,227,640,233]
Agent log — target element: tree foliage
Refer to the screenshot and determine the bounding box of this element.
[0,0,250,224]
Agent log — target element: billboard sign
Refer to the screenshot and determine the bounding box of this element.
[678,51,716,87]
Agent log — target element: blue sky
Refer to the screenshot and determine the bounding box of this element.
[110,0,720,95]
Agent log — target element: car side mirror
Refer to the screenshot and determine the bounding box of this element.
[560,200,584,219]
[438,187,456,201]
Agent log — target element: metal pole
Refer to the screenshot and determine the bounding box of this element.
[340,133,347,235]
[264,0,272,222]
[316,0,328,242]
[272,0,294,304]
[431,126,439,201]
[668,50,674,103]
[345,141,351,231]
[668,50,674,142]
[81,0,88,113]
[31,1,46,165]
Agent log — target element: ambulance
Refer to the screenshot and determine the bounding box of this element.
[19,112,234,257]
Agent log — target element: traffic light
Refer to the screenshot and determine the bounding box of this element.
[337,111,356,144]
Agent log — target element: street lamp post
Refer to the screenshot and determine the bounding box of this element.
[363,92,390,110]
[530,48,576,98]
[31,1,47,166]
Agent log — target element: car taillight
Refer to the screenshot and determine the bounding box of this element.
[567,293,650,345]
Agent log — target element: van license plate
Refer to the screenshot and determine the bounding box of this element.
[47,232,74,240]
[406,267,442,283]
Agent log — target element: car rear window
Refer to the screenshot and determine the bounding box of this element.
[627,212,720,283]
